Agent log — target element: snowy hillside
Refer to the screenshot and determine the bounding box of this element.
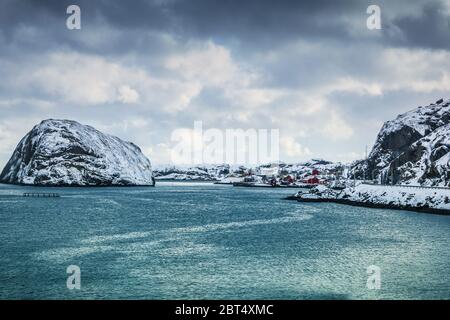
[0,119,154,186]
[153,164,231,181]
[353,98,450,186]
[294,183,450,213]
[277,159,343,178]
[339,184,450,210]
[153,159,344,182]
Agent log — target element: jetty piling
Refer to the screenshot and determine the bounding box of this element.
[23,193,60,198]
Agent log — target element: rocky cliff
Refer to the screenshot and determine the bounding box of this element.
[353,98,450,186]
[0,119,155,186]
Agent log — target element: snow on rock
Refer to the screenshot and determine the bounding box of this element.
[352,98,450,186]
[338,184,450,211]
[294,183,450,212]
[216,176,245,184]
[153,159,345,182]
[0,119,155,186]
[297,185,338,200]
[387,123,450,186]
[153,164,230,181]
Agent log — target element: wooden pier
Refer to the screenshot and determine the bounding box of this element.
[23,193,60,198]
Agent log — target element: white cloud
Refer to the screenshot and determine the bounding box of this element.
[0,98,55,110]
[16,53,152,106]
[165,41,257,87]
[335,151,364,162]
[225,88,283,110]
[280,136,312,158]
[4,51,207,112]
[379,48,450,93]
[323,77,383,96]
[322,111,354,141]
[117,85,140,104]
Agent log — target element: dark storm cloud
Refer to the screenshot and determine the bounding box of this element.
[1,0,449,54]
[0,0,170,31]
[389,1,450,49]
[2,0,357,33]
[168,0,363,43]
[0,0,177,58]
[2,0,358,56]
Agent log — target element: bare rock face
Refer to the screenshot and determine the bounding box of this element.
[352,98,450,186]
[0,119,155,186]
[386,123,450,186]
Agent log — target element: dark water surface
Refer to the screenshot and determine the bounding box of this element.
[0,182,449,299]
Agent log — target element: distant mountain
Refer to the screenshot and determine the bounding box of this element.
[353,98,450,186]
[153,159,344,182]
[0,119,155,186]
[153,164,230,181]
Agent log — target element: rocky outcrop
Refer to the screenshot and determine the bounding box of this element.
[0,119,155,186]
[289,184,450,215]
[352,98,450,186]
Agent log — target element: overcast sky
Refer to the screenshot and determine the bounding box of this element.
[1,0,450,167]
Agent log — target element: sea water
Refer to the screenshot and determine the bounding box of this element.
[0,182,449,299]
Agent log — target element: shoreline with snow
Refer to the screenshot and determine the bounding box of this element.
[286,184,450,215]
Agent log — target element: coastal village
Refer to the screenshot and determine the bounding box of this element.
[153,159,347,188]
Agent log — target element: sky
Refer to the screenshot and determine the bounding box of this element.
[1,0,450,167]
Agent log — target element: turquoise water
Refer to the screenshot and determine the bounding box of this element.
[0,182,449,300]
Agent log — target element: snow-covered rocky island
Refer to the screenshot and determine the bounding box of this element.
[0,119,155,186]
[292,184,450,215]
[289,98,450,215]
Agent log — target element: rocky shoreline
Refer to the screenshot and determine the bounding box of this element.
[286,196,450,216]
[285,184,450,215]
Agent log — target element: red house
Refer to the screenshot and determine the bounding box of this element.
[306,176,320,184]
